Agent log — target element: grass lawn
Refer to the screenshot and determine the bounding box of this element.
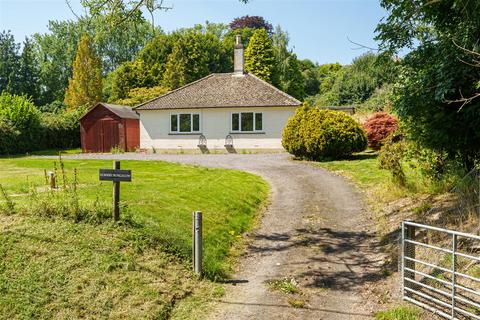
[0,157,268,319]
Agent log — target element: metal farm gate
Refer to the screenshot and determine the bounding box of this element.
[401,221,480,319]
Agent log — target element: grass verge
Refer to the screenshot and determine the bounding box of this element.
[0,157,269,318]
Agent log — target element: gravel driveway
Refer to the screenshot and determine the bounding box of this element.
[64,153,384,319]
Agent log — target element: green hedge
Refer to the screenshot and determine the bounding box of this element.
[282,106,367,160]
[0,93,82,154]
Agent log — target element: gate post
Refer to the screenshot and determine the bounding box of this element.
[192,211,203,275]
[404,221,416,297]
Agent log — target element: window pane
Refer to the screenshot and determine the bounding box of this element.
[179,114,191,132]
[241,113,254,131]
[232,113,239,131]
[255,113,262,131]
[192,114,200,131]
[171,114,178,131]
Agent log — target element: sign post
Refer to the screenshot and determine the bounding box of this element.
[99,161,132,221]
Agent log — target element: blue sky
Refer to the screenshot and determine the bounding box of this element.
[0,0,386,64]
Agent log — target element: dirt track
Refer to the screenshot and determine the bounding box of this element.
[64,153,385,319]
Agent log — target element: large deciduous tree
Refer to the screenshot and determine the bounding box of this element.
[162,30,229,89]
[375,0,480,168]
[244,28,275,83]
[271,26,305,100]
[229,15,273,34]
[64,34,102,109]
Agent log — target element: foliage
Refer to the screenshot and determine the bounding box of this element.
[271,26,305,100]
[39,108,85,150]
[360,84,394,112]
[0,92,82,154]
[375,305,420,320]
[282,105,309,157]
[266,278,300,294]
[229,15,273,34]
[30,15,153,106]
[163,29,230,89]
[244,28,275,83]
[378,133,406,186]
[375,0,480,169]
[115,86,169,106]
[64,34,103,109]
[37,100,67,113]
[109,59,157,101]
[317,53,397,106]
[0,92,41,154]
[17,37,41,104]
[363,112,398,150]
[0,31,20,94]
[283,107,367,160]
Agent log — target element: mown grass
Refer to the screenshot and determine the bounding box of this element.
[0,157,269,318]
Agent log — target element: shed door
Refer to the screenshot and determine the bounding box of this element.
[101,119,120,152]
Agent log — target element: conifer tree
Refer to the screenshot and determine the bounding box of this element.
[64,34,102,109]
[244,28,275,83]
[18,37,41,104]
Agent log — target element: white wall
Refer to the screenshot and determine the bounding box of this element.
[138,107,297,150]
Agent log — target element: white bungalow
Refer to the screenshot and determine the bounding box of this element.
[134,36,301,151]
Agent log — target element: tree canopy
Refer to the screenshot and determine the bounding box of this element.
[244,28,276,83]
[64,34,102,109]
[375,0,480,168]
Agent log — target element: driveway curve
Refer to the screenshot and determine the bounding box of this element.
[64,153,384,319]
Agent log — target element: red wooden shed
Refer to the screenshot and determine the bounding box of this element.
[80,103,140,153]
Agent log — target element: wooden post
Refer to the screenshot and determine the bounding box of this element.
[113,161,120,221]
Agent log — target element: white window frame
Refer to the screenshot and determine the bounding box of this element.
[170,112,201,133]
[231,112,263,133]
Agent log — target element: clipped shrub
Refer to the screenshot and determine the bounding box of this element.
[363,112,398,150]
[282,105,309,158]
[282,107,367,160]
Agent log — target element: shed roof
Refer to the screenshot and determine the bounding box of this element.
[134,73,302,111]
[81,103,139,120]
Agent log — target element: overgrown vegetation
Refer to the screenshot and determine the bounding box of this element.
[0,92,82,155]
[375,305,421,320]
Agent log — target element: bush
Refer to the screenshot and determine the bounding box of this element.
[363,112,398,150]
[0,92,82,155]
[282,105,309,157]
[283,107,367,160]
[0,92,41,154]
[39,108,85,150]
[378,133,406,186]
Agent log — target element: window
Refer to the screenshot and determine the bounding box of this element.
[231,112,263,132]
[170,113,200,133]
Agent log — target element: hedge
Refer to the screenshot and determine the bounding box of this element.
[282,107,367,160]
[0,92,83,154]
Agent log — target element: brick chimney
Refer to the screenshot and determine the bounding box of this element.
[234,35,244,75]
